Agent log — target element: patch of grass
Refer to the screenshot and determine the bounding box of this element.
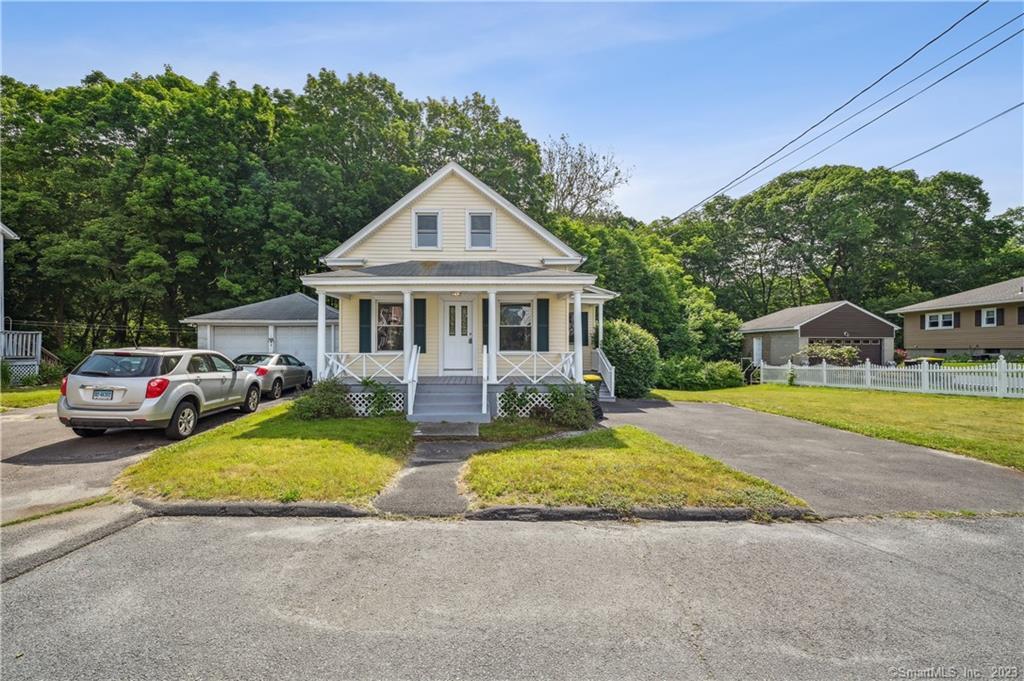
[463,425,806,510]
[0,386,60,409]
[116,404,414,507]
[479,418,565,442]
[1,495,115,527]
[651,384,1024,471]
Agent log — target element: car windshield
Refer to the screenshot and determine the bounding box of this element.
[234,354,272,365]
[75,354,162,378]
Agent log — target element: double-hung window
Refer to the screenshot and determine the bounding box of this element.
[414,212,440,249]
[981,307,998,327]
[467,212,494,249]
[925,312,954,329]
[376,302,404,352]
[499,303,532,352]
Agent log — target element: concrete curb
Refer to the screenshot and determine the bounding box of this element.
[1,507,148,583]
[465,505,814,522]
[132,498,370,518]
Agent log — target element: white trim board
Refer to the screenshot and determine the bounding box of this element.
[321,162,583,265]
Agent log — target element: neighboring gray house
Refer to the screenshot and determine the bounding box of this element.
[181,293,338,368]
[741,301,898,366]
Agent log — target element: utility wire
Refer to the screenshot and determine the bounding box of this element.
[886,101,1023,169]
[693,12,1024,192]
[779,28,1022,173]
[669,0,992,221]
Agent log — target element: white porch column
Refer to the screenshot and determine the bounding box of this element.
[487,290,498,383]
[316,292,326,380]
[573,290,583,382]
[402,290,413,380]
[597,302,604,347]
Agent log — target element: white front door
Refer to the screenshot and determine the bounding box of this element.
[443,301,474,372]
[752,337,764,366]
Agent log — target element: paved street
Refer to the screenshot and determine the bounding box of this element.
[0,398,287,523]
[606,400,1024,517]
[3,516,1022,680]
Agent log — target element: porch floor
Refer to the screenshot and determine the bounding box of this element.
[335,376,573,386]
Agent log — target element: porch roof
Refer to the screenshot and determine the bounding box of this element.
[301,260,598,290]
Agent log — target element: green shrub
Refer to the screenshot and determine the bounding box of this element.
[38,360,65,384]
[601,319,659,398]
[0,361,10,388]
[547,385,595,430]
[361,378,397,416]
[18,373,44,387]
[291,378,356,420]
[795,342,860,366]
[656,357,744,391]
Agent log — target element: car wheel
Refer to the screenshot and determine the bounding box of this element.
[72,427,106,438]
[271,379,283,400]
[165,401,198,440]
[240,384,260,413]
[303,373,313,389]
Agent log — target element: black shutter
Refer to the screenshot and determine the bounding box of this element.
[359,299,372,353]
[953,311,960,328]
[413,298,426,352]
[482,300,489,350]
[996,308,1005,326]
[1018,306,1024,325]
[581,311,589,346]
[919,314,925,330]
[536,299,549,352]
[975,309,982,327]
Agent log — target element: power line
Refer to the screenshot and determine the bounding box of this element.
[669,0,992,221]
[779,28,1022,173]
[886,101,1023,169]
[694,12,1024,193]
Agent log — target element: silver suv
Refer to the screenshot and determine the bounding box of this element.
[57,348,262,440]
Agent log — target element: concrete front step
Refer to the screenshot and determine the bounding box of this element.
[409,412,490,423]
[413,422,480,439]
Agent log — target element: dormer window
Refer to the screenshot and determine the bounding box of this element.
[467,211,494,249]
[413,211,440,249]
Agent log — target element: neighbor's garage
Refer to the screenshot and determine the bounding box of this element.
[182,293,338,368]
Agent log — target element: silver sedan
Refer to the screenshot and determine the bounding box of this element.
[233,353,314,400]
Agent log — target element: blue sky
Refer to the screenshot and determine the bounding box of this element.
[3,2,1022,219]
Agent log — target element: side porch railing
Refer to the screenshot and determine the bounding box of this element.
[593,348,616,398]
[405,346,420,415]
[495,352,575,384]
[322,352,405,382]
[1,330,42,362]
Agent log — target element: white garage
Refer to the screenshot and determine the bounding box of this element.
[182,293,338,369]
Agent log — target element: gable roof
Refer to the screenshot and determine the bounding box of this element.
[181,293,338,324]
[740,301,898,333]
[887,277,1024,314]
[321,162,582,266]
[0,222,18,240]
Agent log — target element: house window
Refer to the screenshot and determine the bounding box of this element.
[925,312,953,329]
[376,302,404,352]
[499,303,532,352]
[981,307,998,327]
[467,212,493,249]
[414,212,440,249]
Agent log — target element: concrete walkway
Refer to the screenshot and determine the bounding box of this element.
[373,441,494,516]
[605,399,1024,518]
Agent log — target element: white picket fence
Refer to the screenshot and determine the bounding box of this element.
[760,356,1024,399]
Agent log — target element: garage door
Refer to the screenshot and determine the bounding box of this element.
[211,326,270,362]
[274,325,336,369]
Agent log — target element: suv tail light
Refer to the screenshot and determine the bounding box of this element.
[146,377,170,399]
[255,367,268,377]
[61,375,68,396]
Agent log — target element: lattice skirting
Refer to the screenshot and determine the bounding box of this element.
[5,361,40,386]
[345,391,405,416]
[497,391,554,418]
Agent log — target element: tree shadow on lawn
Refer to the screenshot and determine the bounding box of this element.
[233,412,413,459]
[476,427,632,456]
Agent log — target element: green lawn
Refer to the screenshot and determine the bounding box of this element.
[117,404,414,506]
[463,425,806,510]
[0,386,61,409]
[479,418,565,442]
[651,384,1024,471]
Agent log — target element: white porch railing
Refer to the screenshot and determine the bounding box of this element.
[481,345,489,414]
[1,330,42,361]
[760,356,1024,399]
[593,348,616,398]
[322,352,405,382]
[496,352,575,384]
[405,346,421,415]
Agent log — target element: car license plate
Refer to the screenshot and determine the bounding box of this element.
[92,389,114,401]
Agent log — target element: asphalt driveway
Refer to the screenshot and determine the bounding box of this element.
[605,399,1024,517]
[0,398,285,523]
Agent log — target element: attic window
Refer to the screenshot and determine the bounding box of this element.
[414,212,440,249]
[467,212,494,249]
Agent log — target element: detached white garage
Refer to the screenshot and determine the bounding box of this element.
[181,293,338,369]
